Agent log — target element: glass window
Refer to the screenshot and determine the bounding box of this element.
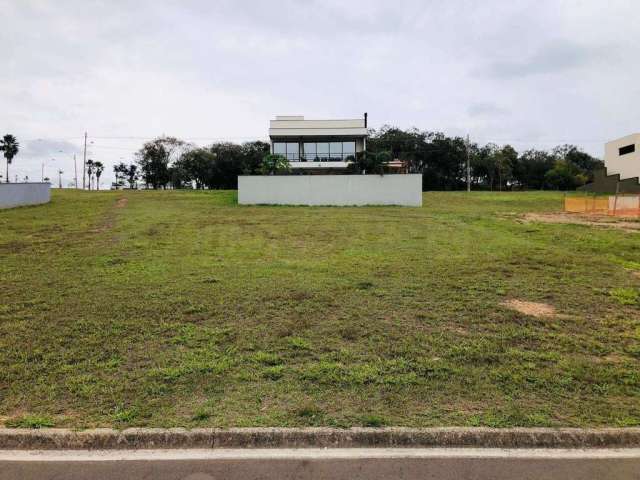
[273,142,286,154]
[302,143,316,162]
[286,142,299,161]
[329,142,342,160]
[316,142,329,162]
[343,141,356,154]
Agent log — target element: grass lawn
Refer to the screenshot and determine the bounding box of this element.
[0,190,639,429]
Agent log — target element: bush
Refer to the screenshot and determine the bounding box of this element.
[348,151,390,175]
[260,154,290,175]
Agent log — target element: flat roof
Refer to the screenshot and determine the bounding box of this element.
[269,116,368,138]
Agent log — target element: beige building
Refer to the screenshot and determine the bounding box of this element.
[269,114,368,171]
[605,133,640,180]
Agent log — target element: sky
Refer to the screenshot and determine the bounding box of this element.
[1,0,639,186]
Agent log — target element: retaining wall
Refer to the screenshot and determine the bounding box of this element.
[0,183,51,209]
[238,174,422,206]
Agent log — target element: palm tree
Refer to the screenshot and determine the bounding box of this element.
[94,161,104,190]
[86,159,95,190]
[0,134,20,183]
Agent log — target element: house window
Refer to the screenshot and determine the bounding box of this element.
[273,142,286,155]
[317,142,329,161]
[343,141,356,160]
[290,141,358,162]
[329,142,342,160]
[272,142,299,161]
[286,143,299,161]
[619,144,635,156]
[302,143,316,162]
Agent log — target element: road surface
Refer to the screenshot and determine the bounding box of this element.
[1,447,639,480]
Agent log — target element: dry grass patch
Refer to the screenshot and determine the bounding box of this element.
[501,299,556,318]
[522,212,640,232]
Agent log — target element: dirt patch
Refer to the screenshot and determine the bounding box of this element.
[501,299,556,318]
[90,198,128,233]
[522,212,640,232]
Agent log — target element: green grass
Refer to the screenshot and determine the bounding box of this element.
[0,190,639,429]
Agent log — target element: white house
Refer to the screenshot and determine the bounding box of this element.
[605,133,640,181]
[269,114,368,172]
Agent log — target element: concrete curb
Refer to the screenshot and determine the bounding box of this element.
[1,428,640,450]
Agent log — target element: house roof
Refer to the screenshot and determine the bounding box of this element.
[269,116,368,138]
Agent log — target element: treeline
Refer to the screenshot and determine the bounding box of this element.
[113,137,269,190]
[118,128,603,191]
[368,126,604,191]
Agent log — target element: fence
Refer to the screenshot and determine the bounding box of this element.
[564,194,640,217]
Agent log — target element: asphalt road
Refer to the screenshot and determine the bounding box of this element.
[1,448,639,480]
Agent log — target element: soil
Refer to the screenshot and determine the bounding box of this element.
[522,212,640,232]
[501,299,556,318]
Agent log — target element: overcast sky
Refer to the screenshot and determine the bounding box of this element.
[1,0,638,186]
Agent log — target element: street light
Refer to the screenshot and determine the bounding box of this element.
[42,158,55,182]
[58,149,79,188]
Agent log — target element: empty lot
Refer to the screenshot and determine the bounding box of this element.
[0,190,638,428]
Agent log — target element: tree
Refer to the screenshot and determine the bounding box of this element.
[86,159,95,190]
[260,154,290,175]
[206,142,247,188]
[125,164,138,189]
[552,145,603,183]
[494,145,517,191]
[512,149,555,190]
[545,160,584,190]
[176,148,217,189]
[136,136,188,189]
[0,134,19,183]
[113,162,128,189]
[94,161,104,190]
[472,143,499,190]
[368,127,467,189]
[169,162,191,189]
[240,141,271,174]
[350,150,390,174]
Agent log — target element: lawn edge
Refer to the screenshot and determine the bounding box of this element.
[1,427,639,450]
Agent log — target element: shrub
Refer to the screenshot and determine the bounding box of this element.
[260,154,290,175]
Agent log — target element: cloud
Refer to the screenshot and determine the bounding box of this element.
[0,0,639,184]
[21,139,81,159]
[484,40,607,78]
[467,103,508,117]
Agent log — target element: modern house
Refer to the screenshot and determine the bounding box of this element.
[269,114,368,172]
[604,133,640,182]
[239,113,422,206]
[580,133,640,194]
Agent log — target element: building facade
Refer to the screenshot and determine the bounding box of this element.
[269,114,368,172]
[605,133,640,181]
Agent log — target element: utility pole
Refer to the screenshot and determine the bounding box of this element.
[73,154,78,189]
[82,132,87,190]
[465,134,471,192]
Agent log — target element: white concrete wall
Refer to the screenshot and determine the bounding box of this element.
[0,183,51,209]
[238,174,422,206]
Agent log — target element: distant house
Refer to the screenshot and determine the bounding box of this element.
[268,114,368,172]
[581,133,640,194]
[605,133,640,182]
